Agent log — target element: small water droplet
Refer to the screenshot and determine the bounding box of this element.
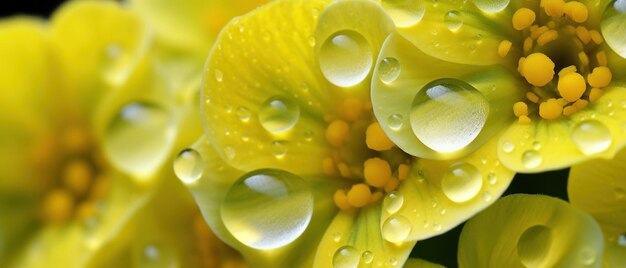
[221,169,313,249]
[383,191,404,214]
[361,251,374,264]
[378,57,401,84]
[308,36,316,47]
[319,30,372,88]
[105,44,122,59]
[333,232,342,242]
[482,191,492,201]
[410,78,489,153]
[532,141,542,150]
[215,69,223,82]
[487,172,497,184]
[389,257,399,266]
[173,149,203,184]
[473,0,510,13]
[433,223,442,231]
[441,162,483,203]
[522,150,542,169]
[518,225,552,267]
[618,234,626,246]
[333,246,360,268]
[615,187,625,199]
[444,10,463,31]
[381,0,426,27]
[271,140,288,158]
[224,146,236,160]
[304,130,315,142]
[503,142,515,153]
[236,106,251,122]
[579,246,597,265]
[387,114,404,131]
[382,215,412,243]
[440,208,447,215]
[259,95,300,133]
[143,244,160,261]
[571,120,612,155]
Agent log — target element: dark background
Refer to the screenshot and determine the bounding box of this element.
[1,1,572,267]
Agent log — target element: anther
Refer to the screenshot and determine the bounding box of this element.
[512,8,536,30]
[42,189,74,223]
[557,72,586,102]
[564,1,589,23]
[340,98,364,121]
[539,98,564,120]
[347,183,372,208]
[522,53,555,87]
[537,30,558,46]
[498,40,513,57]
[366,122,394,151]
[587,66,612,88]
[326,120,350,147]
[596,51,608,66]
[589,88,603,102]
[334,189,352,210]
[363,157,392,188]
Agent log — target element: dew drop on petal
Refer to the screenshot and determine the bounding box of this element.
[441,162,483,203]
[473,0,510,13]
[487,172,497,185]
[410,79,489,153]
[259,95,300,133]
[104,102,175,178]
[215,69,223,82]
[387,114,404,131]
[361,250,374,264]
[333,232,342,242]
[518,225,553,267]
[579,246,597,266]
[381,0,426,27]
[173,148,203,184]
[378,57,401,84]
[382,215,412,243]
[521,150,542,169]
[271,140,288,158]
[502,141,515,153]
[319,30,372,88]
[236,106,251,122]
[482,191,492,202]
[333,245,360,268]
[383,191,404,214]
[221,169,313,250]
[143,244,160,261]
[444,10,463,31]
[571,120,612,155]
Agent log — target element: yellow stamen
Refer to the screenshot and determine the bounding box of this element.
[334,189,352,210]
[589,30,604,45]
[519,115,532,124]
[557,72,586,102]
[512,8,536,31]
[365,122,394,151]
[63,125,90,153]
[543,0,565,17]
[589,88,603,102]
[523,37,534,54]
[42,189,74,223]
[587,66,612,88]
[564,1,588,23]
[322,157,336,175]
[326,120,350,147]
[347,183,371,208]
[573,99,589,110]
[576,26,591,44]
[90,175,110,199]
[537,30,558,46]
[337,162,352,178]
[363,157,392,188]
[76,201,96,221]
[522,53,555,87]
[563,105,577,116]
[397,164,410,181]
[578,51,589,66]
[526,92,540,103]
[63,159,92,195]
[340,98,364,121]
[513,102,529,117]
[369,191,383,203]
[596,51,608,66]
[558,65,577,77]
[530,25,550,39]
[384,177,400,193]
[518,57,527,76]
[498,40,513,57]
[539,98,564,120]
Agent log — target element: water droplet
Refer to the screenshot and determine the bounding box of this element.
[473,0,510,13]
[482,191,492,201]
[104,102,175,178]
[433,223,442,231]
[173,149,203,184]
[304,130,315,142]
[410,78,489,153]
[532,141,542,150]
[333,232,342,242]
[308,36,316,47]
[105,44,122,59]
[387,114,404,131]
[487,172,497,184]
[383,191,404,214]
[521,150,542,169]
[382,215,412,243]
[236,106,251,122]
[440,208,447,215]
[618,234,626,246]
[215,69,223,82]
[221,169,313,249]
[579,246,597,265]
[444,10,463,31]
[389,257,399,266]
[441,162,483,203]
[602,5,626,58]
[319,30,373,87]
[271,140,288,158]
[518,225,552,267]
[381,0,426,27]
[224,146,236,160]
[143,244,160,261]
[502,141,515,153]
[378,57,401,84]
[361,250,374,264]
[333,246,360,268]
[259,95,300,133]
[571,120,612,155]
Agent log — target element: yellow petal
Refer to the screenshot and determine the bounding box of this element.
[372,32,525,160]
[603,236,626,268]
[313,206,414,268]
[458,194,605,267]
[403,258,445,268]
[498,86,626,173]
[392,136,515,241]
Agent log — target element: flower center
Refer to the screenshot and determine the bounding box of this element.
[498,0,613,122]
[322,98,411,210]
[31,124,110,224]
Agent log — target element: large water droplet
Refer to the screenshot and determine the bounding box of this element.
[378,57,401,84]
[259,95,300,133]
[333,246,360,268]
[579,246,597,266]
[387,114,404,131]
[441,162,483,202]
[382,215,412,243]
[571,120,612,155]
[221,169,313,249]
[319,30,373,87]
[105,102,175,178]
[410,78,489,153]
[173,148,203,184]
[517,225,552,267]
[444,10,463,31]
[522,150,542,169]
[381,0,426,27]
[473,0,510,13]
[383,191,404,214]
[602,5,626,58]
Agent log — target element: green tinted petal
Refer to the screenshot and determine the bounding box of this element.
[313,206,414,268]
[393,137,514,241]
[458,194,604,268]
[601,2,626,59]
[403,258,445,268]
[498,86,626,173]
[185,136,341,267]
[603,236,626,268]
[372,32,525,160]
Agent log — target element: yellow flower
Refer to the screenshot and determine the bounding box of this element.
[373,0,626,173]
[182,0,517,266]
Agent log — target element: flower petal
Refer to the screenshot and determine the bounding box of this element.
[601,1,626,59]
[392,137,514,241]
[604,236,626,268]
[313,206,414,268]
[404,258,445,268]
[458,194,605,267]
[497,86,626,173]
[372,32,525,159]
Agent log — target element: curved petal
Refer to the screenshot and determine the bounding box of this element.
[372,32,525,160]
[498,86,626,173]
[603,236,626,268]
[601,1,626,59]
[313,205,414,268]
[185,136,342,267]
[458,194,605,268]
[403,258,445,268]
[203,0,344,175]
[392,136,515,241]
